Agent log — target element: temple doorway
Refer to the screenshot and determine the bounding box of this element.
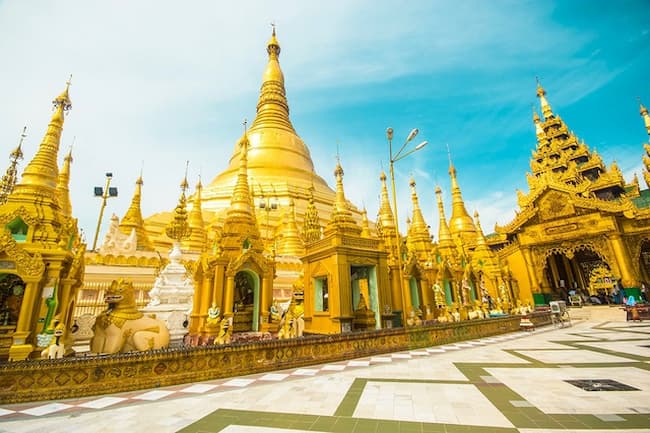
[0,274,25,359]
[350,265,379,329]
[233,270,260,332]
[442,269,454,305]
[544,248,608,299]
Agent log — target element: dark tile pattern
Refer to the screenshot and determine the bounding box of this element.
[565,379,640,392]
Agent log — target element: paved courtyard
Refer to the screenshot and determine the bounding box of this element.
[0,306,649,432]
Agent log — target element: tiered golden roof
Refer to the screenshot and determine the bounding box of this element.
[435,186,454,252]
[526,80,625,201]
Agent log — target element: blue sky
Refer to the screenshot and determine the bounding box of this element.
[0,0,648,244]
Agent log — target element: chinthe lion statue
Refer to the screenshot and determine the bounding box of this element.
[91,279,170,354]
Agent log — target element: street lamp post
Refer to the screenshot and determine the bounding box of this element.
[387,127,428,324]
[91,172,118,251]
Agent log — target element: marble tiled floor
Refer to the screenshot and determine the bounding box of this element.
[0,306,649,432]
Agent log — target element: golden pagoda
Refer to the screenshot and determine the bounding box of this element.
[143,29,364,251]
[0,80,86,360]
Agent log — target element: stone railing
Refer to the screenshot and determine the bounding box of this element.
[0,312,551,404]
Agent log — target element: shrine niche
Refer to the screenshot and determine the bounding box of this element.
[638,238,650,283]
[232,270,259,332]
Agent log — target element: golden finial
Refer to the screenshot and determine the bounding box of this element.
[267,23,281,57]
[535,77,553,119]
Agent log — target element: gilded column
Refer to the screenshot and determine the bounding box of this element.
[401,274,414,315]
[260,276,271,325]
[608,234,639,288]
[521,247,539,292]
[548,255,561,290]
[224,275,235,315]
[389,265,403,313]
[9,279,41,360]
[562,256,575,288]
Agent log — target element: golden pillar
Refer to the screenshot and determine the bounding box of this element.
[389,265,403,313]
[608,234,639,288]
[260,276,271,324]
[548,255,561,290]
[521,247,539,292]
[401,273,414,314]
[562,255,575,289]
[224,275,235,316]
[9,278,41,361]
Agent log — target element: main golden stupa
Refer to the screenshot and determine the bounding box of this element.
[143,29,352,248]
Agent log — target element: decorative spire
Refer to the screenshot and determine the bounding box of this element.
[56,146,73,217]
[324,160,361,235]
[227,133,254,218]
[13,78,71,194]
[0,126,26,205]
[408,177,430,239]
[640,98,650,136]
[532,106,544,139]
[184,176,207,252]
[473,210,488,249]
[643,143,650,188]
[447,148,476,245]
[277,199,304,256]
[302,184,321,243]
[165,162,192,242]
[377,171,396,233]
[360,207,371,238]
[435,186,453,249]
[120,172,154,250]
[249,26,295,133]
[536,77,554,119]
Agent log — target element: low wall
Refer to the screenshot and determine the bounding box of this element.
[0,312,550,404]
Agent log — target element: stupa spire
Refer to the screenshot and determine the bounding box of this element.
[378,171,395,233]
[119,170,154,251]
[360,207,371,238]
[0,126,26,205]
[184,177,207,252]
[536,77,554,120]
[447,147,476,245]
[249,25,294,133]
[473,210,489,250]
[277,198,304,256]
[435,186,453,249]
[14,78,71,195]
[227,132,254,218]
[56,146,74,217]
[165,163,192,243]
[302,184,321,243]
[324,160,360,235]
[408,177,429,237]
